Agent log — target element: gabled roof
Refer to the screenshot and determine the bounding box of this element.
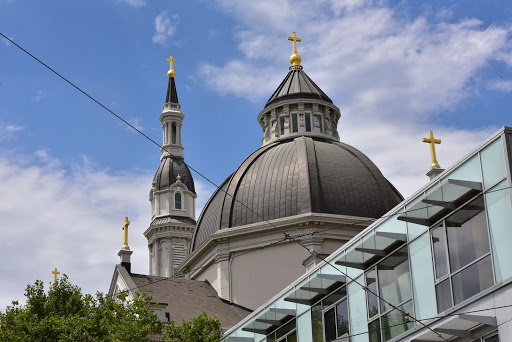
[264,68,332,108]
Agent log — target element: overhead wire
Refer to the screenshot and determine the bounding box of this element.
[3,33,511,341]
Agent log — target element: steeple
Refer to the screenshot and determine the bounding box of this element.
[146,56,197,278]
[160,55,184,159]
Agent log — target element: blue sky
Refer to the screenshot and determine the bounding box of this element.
[1,0,512,310]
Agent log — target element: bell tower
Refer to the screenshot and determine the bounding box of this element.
[144,56,197,278]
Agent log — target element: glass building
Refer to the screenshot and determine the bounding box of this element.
[222,127,512,342]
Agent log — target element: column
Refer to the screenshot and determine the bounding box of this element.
[148,244,153,275]
[178,123,182,145]
[155,238,160,276]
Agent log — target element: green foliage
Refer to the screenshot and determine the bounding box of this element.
[161,311,222,342]
[0,275,163,342]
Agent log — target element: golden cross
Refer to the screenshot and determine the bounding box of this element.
[422,130,442,168]
[166,55,176,77]
[287,32,302,54]
[52,268,60,284]
[122,216,130,249]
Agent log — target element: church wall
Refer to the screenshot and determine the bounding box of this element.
[231,241,307,310]
[321,238,348,255]
[194,263,219,291]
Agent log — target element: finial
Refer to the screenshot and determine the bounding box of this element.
[166,55,176,78]
[122,217,130,250]
[287,32,302,70]
[52,267,60,285]
[176,174,181,182]
[422,131,442,168]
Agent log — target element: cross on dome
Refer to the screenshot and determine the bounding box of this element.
[287,32,302,69]
[52,267,60,284]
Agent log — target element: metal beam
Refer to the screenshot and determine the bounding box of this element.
[397,216,432,226]
[316,274,346,283]
[375,231,408,241]
[242,327,269,335]
[458,314,497,326]
[434,328,472,338]
[300,286,330,294]
[283,297,313,306]
[268,308,296,316]
[335,260,366,270]
[447,179,482,191]
[255,318,281,325]
[228,338,254,342]
[355,247,387,256]
[422,199,456,209]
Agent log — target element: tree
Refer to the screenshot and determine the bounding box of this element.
[0,275,163,341]
[161,311,222,342]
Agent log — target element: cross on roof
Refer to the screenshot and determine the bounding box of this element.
[422,130,442,168]
[166,55,176,77]
[52,267,60,284]
[287,32,302,54]
[122,216,130,249]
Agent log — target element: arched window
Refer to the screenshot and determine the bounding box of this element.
[175,192,182,209]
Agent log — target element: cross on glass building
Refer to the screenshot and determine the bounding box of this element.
[222,128,512,342]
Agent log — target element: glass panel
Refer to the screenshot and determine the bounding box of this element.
[336,300,349,337]
[443,154,482,184]
[276,319,295,340]
[323,286,346,308]
[305,113,311,132]
[486,180,512,282]
[324,308,336,342]
[368,319,381,342]
[481,137,506,190]
[447,196,490,272]
[280,117,285,135]
[267,333,276,342]
[297,312,312,342]
[286,331,297,342]
[292,114,298,133]
[431,225,448,279]
[175,193,182,209]
[410,232,437,319]
[378,247,412,312]
[485,334,500,342]
[435,278,452,313]
[348,275,368,342]
[381,301,415,341]
[452,255,494,305]
[311,302,324,342]
[366,268,379,318]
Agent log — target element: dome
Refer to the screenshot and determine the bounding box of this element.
[191,137,403,251]
[153,156,196,193]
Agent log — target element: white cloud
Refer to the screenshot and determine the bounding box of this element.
[0,150,214,311]
[487,79,512,92]
[127,117,144,131]
[117,0,146,7]
[199,0,512,196]
[31,90,47,102]
[4,125,23,132]
[152,11,180,46]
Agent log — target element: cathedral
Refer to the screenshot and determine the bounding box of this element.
[109,33,404,329]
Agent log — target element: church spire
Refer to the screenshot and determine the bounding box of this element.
[160,55,184,159]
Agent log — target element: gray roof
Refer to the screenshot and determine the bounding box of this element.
[150,215,196,226]
[192,137,403,251]
[165,76,179,104]
[153,156,196,193]
[265,69,333,108]
[130,273,251,328]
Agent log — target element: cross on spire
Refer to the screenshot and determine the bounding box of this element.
[122,217,130,249]
[52,267,60,284]
[166,55,176,78]
[422,130,442,168]
[287,32,303,69]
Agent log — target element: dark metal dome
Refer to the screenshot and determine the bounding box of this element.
[191,137,403,251]
[264,69,333,108]
[153,156,195,193]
